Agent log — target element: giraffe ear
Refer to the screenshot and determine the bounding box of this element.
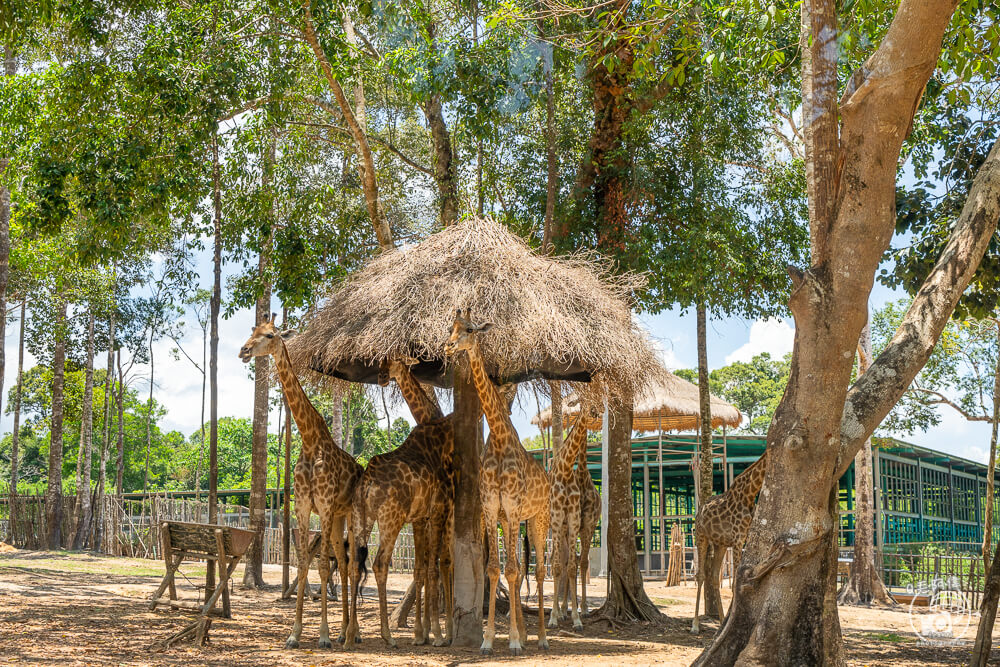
[271,311,277,323]
[280,329,298,340]
[476,322,494,333]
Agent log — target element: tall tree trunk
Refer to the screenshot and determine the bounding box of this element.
[696,302,714,507]
[696,1,989,661]
[451,364,485,646]
[114,350,125,496]
[282,386,292,595]
[539,11,557,251]
[142,327,155,495]
[422,91,459,226]
[696,302,721,617]
[839,315,892,604]
[244,260,272,588]
[72,312,96,550]
[94,303,116,550]
[972,525,1000,666]
[7,302,24,542]
[46,298,68,550]
[194,319,207,498]
[596,399,662,621]
[303,7,393,252]
[0,48,13,481]
[983,319,1000,568]
[550,382,563,455]
[207,133,223,596]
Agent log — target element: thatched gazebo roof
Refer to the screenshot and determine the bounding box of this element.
[531,372,743,433]
[287,217,662,400]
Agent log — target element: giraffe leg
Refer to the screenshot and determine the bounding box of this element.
[565,509,582,630]
[329,515,351,645]
[529,516,549,650]
[425,513,446,646]
[286,500,313,649]
[481,510,501,655]
[503,517,524,656]
[579,533,591,617]
[547,518,564,628]
[411,520,427,645]
[374,517,403,648]
[317,516,334,649]
[691,543,709,634]
[344,506,365,647]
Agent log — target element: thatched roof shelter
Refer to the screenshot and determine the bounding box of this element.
[531,372,743,432]
[287,217,662,401]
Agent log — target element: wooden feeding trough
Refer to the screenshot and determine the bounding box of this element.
[149,521,255,648]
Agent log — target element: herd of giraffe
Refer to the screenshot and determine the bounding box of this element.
[240,310,603,655]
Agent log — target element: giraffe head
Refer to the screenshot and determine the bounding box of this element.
[443,309,493,357]
[238,312,295,362]
[376,355,421,387]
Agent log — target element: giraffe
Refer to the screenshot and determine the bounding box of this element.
[556,442,601,617]
[546,407,597,630]
[377,357,455,645]
[690,449,769,634]
[444,309,550,656]
[238,314,363,649]
[344,412,455,648]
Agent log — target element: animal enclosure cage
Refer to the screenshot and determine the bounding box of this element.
[529,433,1000,582]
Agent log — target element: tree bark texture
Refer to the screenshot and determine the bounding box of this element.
[72,312,97,550]
[596,399,663,622]
[696,302,714,508]
[696,1,989,663]
[0,48,13,487]
[451,364,485,646]
[7,302,24,542]
[46,298,68,550]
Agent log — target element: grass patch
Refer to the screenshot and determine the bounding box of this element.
[0,552,206,578]
[862,632,913,643]
[652,597,684,606]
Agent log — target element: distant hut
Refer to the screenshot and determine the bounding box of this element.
[286,217,663,645]
[531,371,743,433]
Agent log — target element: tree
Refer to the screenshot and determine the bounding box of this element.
[695,0,1000,660]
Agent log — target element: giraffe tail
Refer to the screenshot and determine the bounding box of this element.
[522,527,532,598]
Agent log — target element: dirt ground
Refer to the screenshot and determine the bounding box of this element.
[0,547,986,666]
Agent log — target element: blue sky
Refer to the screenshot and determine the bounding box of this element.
[1,243,991,468]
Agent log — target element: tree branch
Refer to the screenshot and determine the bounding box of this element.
[910,387,990,422]
[837,137,1000,477]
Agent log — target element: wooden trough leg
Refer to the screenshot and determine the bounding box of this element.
[149,555,184,611]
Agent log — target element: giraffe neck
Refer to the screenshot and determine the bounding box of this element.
[393,363,443,424]
[272,341,334,458]
[553,417,588,477]
[731,449,768,506]
[466,344,513,451]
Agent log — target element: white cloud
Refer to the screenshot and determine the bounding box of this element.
[725,318,795,365]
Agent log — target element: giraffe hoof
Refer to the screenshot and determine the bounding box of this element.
[538,638,550,651]
[336,635,345,645]
[284,637,300,650]
[510,646,523,657]
[318,637,333,649]
[480,646,493,656]
[433,638,446,647]
[354,635,362,644]
[573,621,584,631]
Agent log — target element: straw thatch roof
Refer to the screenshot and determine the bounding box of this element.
[531,371,742,433]
[287,217,662,401]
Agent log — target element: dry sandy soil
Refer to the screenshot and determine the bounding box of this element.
[0,547,985,666]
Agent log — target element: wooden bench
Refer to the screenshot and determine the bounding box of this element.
[149,521,255,648]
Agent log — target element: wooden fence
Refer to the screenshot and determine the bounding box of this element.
[0,491,416,572]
